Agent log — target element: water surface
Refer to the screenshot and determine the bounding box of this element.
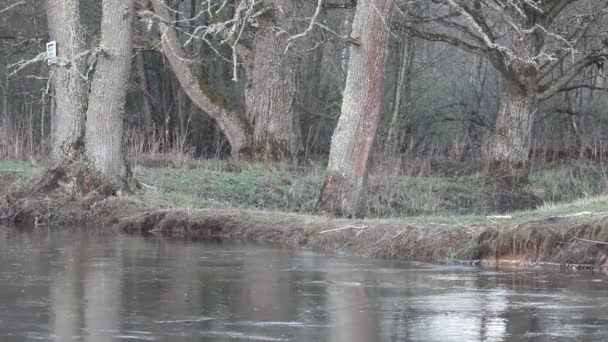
[0,228,607,341]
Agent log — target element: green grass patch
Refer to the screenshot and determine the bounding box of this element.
[0,160,41,197]
[3,159,608,224]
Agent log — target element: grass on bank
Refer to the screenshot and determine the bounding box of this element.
[0,160,40,197]
[2,159,608,225]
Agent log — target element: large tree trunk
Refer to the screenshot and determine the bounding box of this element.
[3,0,136,224]
[485,10,543,180]
[40,0,135,195]
[85,0,134,189]
[46,0,88,163]
[487,83,537,180]
[151,0,251,161]
[244,2,301,162]
[317,0,395,218]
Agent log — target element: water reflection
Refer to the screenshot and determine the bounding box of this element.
[0,228,607,341]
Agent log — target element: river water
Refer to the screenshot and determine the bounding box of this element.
[0,229,607,341]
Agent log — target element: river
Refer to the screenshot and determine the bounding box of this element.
[0,228,607,341]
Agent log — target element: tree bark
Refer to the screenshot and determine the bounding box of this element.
[487,83,537,180]
[85,0,134,188]
[317,0,395,218]
[37,0,135,196]
[244,11,301,162]
[46,0,88,163]
[485,10,543,180]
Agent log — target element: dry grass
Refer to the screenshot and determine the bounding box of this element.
[116,206,608,268]
[117,208,476,262]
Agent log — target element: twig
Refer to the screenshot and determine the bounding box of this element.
[285,0,323,52]
[574,237,608,245]
[0,1,25,15]
[561,211,592,217]
[7,53,46,77]
[319,225,369,234]
[486,215,513,220]
[139,182,158,190]
[393,227,408,239]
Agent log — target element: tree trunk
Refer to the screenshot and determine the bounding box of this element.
[244,17,301,162]
[46,0,88,163]
[386,34,414,155]
[151,0,251,160]
[136,52,154,137]
[4,0,136,220]
[317,0,395,218]
[85,0,134,189]
[485,10,543,181]
[487,82,537,180]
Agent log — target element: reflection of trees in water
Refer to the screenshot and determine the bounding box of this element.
[326,267,381,342]
[1,231,607,342]
[238,248,296,321]
[50,235,122,342]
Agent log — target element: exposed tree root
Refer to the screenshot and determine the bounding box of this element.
[1,160,134,226]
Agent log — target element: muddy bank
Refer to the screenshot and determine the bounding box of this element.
[3,166,608,269]
[4,189,608,269]
[116,208,608,269]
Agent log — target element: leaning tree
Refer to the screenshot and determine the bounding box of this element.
[401,0,608,179]
[148,0,323,162]
[317,0,396,217]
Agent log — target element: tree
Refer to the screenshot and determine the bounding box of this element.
[149,0,313,162]
[402,0,608,179]
[317,0,396,217]
[43,0,134,193]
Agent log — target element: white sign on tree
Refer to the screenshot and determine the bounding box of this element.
[46,41,57,64]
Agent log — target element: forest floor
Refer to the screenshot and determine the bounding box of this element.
[2,159,608,269]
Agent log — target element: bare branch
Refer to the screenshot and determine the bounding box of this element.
[286,0,323,45]
[0,1,26,15]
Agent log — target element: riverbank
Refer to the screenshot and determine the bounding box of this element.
[2,159,608,269]
[116,207,608,269]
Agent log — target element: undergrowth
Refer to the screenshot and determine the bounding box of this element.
[2,159,608,220]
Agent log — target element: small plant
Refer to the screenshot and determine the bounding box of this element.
[447,247,457,260]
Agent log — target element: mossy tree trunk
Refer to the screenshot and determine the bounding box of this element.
[317,0,395,218]
[486,82,537,181]
[485,10,542,182]
[243,0,302,162]
[151,0,252,161]
[152,0,308,163]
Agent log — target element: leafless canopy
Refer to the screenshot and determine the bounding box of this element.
[397,0,608,99]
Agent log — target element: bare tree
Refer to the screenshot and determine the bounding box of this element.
[318,0,396,217]
[401,0,608,179]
